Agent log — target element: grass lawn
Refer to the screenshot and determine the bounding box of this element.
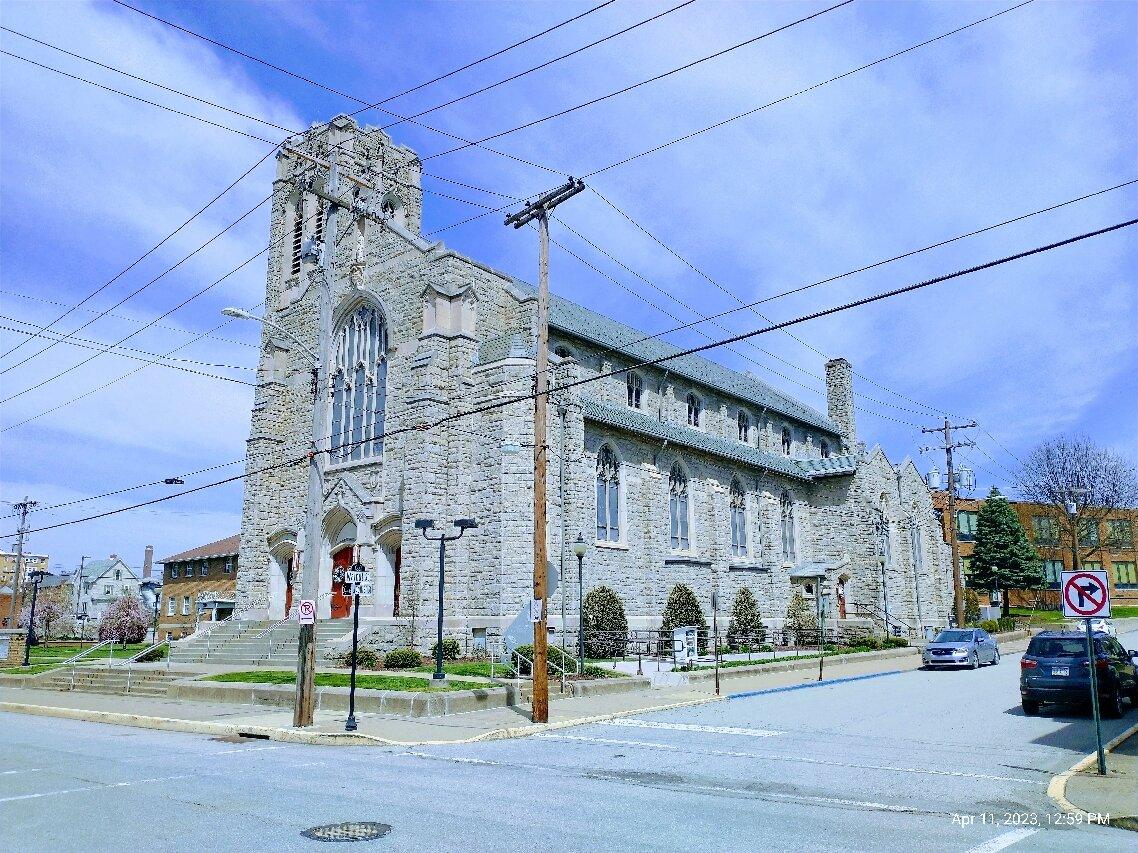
[413,661,509,679]
[0,664,59,675]
[204,670,485,692]
[29,642,161,662]
[1008,606,1138,623]
[690,644,909,671]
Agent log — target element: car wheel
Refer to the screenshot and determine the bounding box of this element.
[992,649,1000,666]
[1022,699,1039,715]
[1103,691,1125,719]
[970,652,979,669]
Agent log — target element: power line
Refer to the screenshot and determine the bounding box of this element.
[582,0,1035,178]
[0,194,271,399]
[420,0,855,161]
[373,1,696,135]
[6,216,1130,537]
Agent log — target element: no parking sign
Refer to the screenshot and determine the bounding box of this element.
[1060,570,1110,619]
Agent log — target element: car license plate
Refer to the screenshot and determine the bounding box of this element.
[1052,667,1069,676]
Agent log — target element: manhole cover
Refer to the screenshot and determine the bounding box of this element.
[301,822,392,843]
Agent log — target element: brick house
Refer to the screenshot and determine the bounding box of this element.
[0,551,49,627]
[158,535,240,639]
[932,492,1137,610]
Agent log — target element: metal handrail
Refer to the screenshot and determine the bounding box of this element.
[254,617,293,662]
[121,639,170,694]
[56,639,113,691]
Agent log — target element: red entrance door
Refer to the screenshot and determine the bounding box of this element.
[331,548,352,619]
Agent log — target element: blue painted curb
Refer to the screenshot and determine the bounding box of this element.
[727,669,904,700]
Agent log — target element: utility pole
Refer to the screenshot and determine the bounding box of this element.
[74,555,90,619]
[505,178,585,724]
[922,419,976,627]
[6,497,37,627]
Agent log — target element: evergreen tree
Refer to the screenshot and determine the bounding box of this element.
[660,583,709,652]
[582,585,629,659]
[970,487,1043,616]
[784,589,818,646]
[726,587,766,649]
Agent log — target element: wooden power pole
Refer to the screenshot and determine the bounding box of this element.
[505,178,584,724]
[922,419,976,627]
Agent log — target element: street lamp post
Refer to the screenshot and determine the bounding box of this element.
[571,534,587,675]
[223,304,326,728]
[22,569,47,666]
[416,519,478,681]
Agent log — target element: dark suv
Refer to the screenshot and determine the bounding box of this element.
[1020,630,1138,717]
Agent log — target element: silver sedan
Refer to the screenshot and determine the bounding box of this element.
[921,628,1000,669]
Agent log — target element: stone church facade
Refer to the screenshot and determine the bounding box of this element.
[234,116,953,649]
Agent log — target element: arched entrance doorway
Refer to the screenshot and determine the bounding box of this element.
[331,547,353,619]
[836,574,850,620]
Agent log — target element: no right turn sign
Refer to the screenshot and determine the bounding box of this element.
[1061,570,1111,619]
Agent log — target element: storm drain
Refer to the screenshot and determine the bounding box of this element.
[301,822,392,843]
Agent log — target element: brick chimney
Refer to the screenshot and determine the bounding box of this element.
[825,357,857,453]
[143,545,154,579]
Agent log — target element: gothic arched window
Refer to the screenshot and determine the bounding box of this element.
[686,394,701,427]
[780,491,796,562]
[730,479,747,557]
[781,426,792,455]
[330,304,388,463]
[626,372,642,409]
[596,445,620,543]
[737,411,750,443]
[909,518,924,573]
[669,464,690,550]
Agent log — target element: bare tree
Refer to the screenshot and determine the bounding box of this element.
[1014,435,1138,566]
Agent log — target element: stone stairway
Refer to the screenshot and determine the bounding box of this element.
[36,666,201,697]
[168,619,356,667]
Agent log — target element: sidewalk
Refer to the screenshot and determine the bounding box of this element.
[0,645,928,746]
[1053,723,1138,831]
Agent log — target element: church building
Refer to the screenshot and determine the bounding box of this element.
[234,115,953,650]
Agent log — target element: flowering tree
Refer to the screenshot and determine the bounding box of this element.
[19,599,73,643]
[97,595,150,644]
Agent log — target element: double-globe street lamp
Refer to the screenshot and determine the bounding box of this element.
[415,519,478,681]
[571,534,588,676]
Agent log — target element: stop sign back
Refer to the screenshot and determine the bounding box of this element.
[1060,570,1111,619]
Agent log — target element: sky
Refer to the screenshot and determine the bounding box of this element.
[1,0,1135,576]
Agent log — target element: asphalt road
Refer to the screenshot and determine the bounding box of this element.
[3,628,1136,852]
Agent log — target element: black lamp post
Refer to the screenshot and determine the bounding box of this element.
[22,569,47,666]
[416,518,478,681]
[572,534,588,675]
[344,555,367,732]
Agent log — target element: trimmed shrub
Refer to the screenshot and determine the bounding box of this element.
[784,589,818,646]
[963,589,982,625]
[883,636,909,648]
[343,648,380,669]
[996,616,1016,633]
[726,587,765,649]
[512,643,577,676]
[660,584,709,652]
[980,619,1000,634]
[136,645,167,662]
[430,638,462,661]
[582,585,628,659]
[383,648,422,669]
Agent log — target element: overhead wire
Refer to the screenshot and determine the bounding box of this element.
[5,216,1132,536]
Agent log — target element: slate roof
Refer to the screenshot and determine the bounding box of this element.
[159,534,241,565]
[796,455,860,477]
[84,557,134,581]
[582,398,786,480]
[513,282,840,436]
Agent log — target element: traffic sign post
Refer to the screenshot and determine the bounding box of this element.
[1061,571,1110,775]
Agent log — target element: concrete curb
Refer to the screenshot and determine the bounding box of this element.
[0,692,723,748]
[1047,720,1138,826]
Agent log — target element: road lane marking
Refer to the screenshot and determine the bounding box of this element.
[963,827,1039,852]
[0,769,40,775]
[599,719,783,737]
[728,669,904,699]
[0,774,192,803]
[540,734,1045,784]
[211,745,286,755]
